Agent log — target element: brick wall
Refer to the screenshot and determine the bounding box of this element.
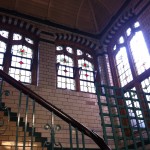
[0,14,105,148]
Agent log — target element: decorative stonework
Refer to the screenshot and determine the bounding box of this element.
[55,33,100,51]
[103,9,135,48]
[0,15,41,35]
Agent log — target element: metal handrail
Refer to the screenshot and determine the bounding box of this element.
[0,69,111,150]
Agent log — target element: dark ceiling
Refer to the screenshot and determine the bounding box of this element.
[0,0,129,34]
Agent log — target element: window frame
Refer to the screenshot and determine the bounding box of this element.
[108,20,150,91]
[0,24,39,85]
[108,20,150,131]
[55,43,97,93]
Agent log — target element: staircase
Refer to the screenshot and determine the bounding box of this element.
[0,103,48,150]
[96,84,150,150]
[0,70,111,150]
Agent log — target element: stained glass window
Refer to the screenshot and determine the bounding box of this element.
[7,32,34,84]
[78,59,95,93]
[110,20,150,129]
[115,47,133,87]
[130,30,150,75]
[56,54,75,90]
[56,45,95,93]
[0,29,37,84]
[112,21,150,88]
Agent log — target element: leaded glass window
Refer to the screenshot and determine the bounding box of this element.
[115,47,133,87]
[9,44,32,83]
[56,45,95,93]
[57,54,75,90]
[111,21,150,88]
[78,59,95,93]
[110,20,150,130]
[0,28,37,84]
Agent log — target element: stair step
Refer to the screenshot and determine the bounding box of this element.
[0,146,47,150]
[0,107,48,150]
[1,140,42,146]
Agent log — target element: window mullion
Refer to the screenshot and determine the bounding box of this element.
[74,48,80,91]
[125,32,145,94]
[31,38,38,85]
[108,50,120,87]
[3,32,13,73]
[125,34,137,79]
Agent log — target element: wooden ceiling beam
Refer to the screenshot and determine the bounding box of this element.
[75,0,84,28]
[47,0,52,19]
[88,0,99,33]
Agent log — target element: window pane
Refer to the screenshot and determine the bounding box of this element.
[141,77,150,108]
[11,56,31,70]
[78,59,93,71]
[57,76,75,90]
[25,37,34,44]
[80,70,94,81]
[113,45,117,51]
[141,77,150,93]
[57,55,73,66]
[77,49,83,55]
[0,30,9,38]
[66,47,73,53]
[86,53,92,58]
[118,36,124,44]
[9,68,31,83]
[13,33,22,40]
[0,53,4,66]
[115,47,133,86]
[58,65,73,78]
[124,88,145,128]
[56,46,63,51]
[12,45,33,58]
[0,41,6,68]
[80,80,95,93]
[134,21,140,28]
[130,31,150,75]
[0,41,6,53]
[126,28,131,36]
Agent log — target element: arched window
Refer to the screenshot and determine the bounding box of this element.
[110,21,150,90]
[0,28,38,84]
[56,45,96,93]
[109,21,150,128]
